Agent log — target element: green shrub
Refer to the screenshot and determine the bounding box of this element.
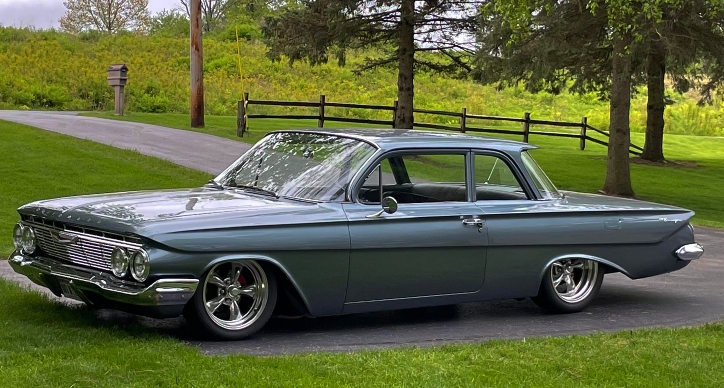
[133,93,172,113]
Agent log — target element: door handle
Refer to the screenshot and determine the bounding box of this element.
[462,218,485,227]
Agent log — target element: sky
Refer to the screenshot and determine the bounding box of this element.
[0,0,180,29]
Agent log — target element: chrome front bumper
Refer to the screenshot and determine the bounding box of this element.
[8,251,198,308]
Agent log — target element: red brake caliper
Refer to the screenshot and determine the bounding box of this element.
[237,272,247,286]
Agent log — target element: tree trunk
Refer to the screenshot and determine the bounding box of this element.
[395,0,415,129]
[601,36,634,196]
[642,37,666,162]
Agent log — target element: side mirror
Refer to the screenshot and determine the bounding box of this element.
[366,196,398,219]
[381,196,398,214]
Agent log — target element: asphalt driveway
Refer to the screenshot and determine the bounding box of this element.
[0,110,249,174]
[1,110,722,356]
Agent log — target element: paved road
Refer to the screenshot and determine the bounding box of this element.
[0,110,250,174]
[1,110,722,356]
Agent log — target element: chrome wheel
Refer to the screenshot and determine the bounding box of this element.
[532,257,604,313]
[550,258,598,304]
[202,260,269,331]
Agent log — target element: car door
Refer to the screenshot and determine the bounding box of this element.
[471,150,558,299]
[342,150,489,304]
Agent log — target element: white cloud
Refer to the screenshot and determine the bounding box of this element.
[0,0,180,29]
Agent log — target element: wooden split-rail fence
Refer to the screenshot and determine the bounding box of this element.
[236,93,643,155]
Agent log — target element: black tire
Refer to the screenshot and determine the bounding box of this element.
[184,260,277,340]
[531,258,604,313]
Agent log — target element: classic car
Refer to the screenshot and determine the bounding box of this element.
[9,129,704,340]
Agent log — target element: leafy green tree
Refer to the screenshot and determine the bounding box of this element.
[149,9,190,37]
[640,3,724,161]
[263,0,481,129]
[60,0,150,33]
[482,0,724,195]
[180,0,237,32]
[228,0,289,20]
[207,0,288,41]
[179,0,283,33]
[476,2,611,96]
[480,0,724,164]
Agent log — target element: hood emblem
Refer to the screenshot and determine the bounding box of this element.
[51,230,79,245]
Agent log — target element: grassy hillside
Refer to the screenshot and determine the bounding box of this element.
[1,26,724,136]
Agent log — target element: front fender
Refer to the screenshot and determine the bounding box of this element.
[201,254,315,315]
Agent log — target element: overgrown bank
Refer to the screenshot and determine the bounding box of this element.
[1,26,723,136]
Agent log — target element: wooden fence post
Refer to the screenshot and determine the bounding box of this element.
[460,107,467,133]
[243,92,249,133]
[580,116,587,150]
[522,112,531,143]
[318,94,326,128]
[392,100,399,128]
[236,93,247,137]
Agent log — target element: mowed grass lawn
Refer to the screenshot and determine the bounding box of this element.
[84,111,724,228]
[2,280,724,387]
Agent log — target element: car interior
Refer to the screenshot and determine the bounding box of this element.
[358,153,529,204]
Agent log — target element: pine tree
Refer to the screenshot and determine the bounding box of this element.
[477,0,724,195]
[263,0,481,128]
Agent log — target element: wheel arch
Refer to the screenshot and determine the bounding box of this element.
[202,254,312,316]
[539,253,629,282]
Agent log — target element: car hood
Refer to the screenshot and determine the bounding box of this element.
[18,188,342,236]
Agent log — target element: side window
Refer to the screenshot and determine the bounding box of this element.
[360,159,395,188]
[474,154,529,201]
[403,154,465,184]
[358,153,468,204]
[358,160,396,204]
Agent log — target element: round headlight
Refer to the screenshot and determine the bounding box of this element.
[12,223,24,250]
[131,250,150,282]
[21,226,36,254]
[110,247,130,277]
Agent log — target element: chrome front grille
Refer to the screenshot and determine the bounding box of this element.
[23,219,143,272]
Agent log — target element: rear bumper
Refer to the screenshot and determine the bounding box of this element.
[675,243,705,261]
[8,251,198,317]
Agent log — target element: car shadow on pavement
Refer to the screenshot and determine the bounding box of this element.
[92,298,550,341]
[77,281,699,355]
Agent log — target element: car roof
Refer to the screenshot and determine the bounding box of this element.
[270,128,536,152]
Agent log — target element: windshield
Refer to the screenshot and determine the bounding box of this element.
[215,132,377,202]
[521,151,561,200]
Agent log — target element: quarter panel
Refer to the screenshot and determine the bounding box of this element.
[477,201,694,246]
[480,235,692,300]
[475,200,697,300]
